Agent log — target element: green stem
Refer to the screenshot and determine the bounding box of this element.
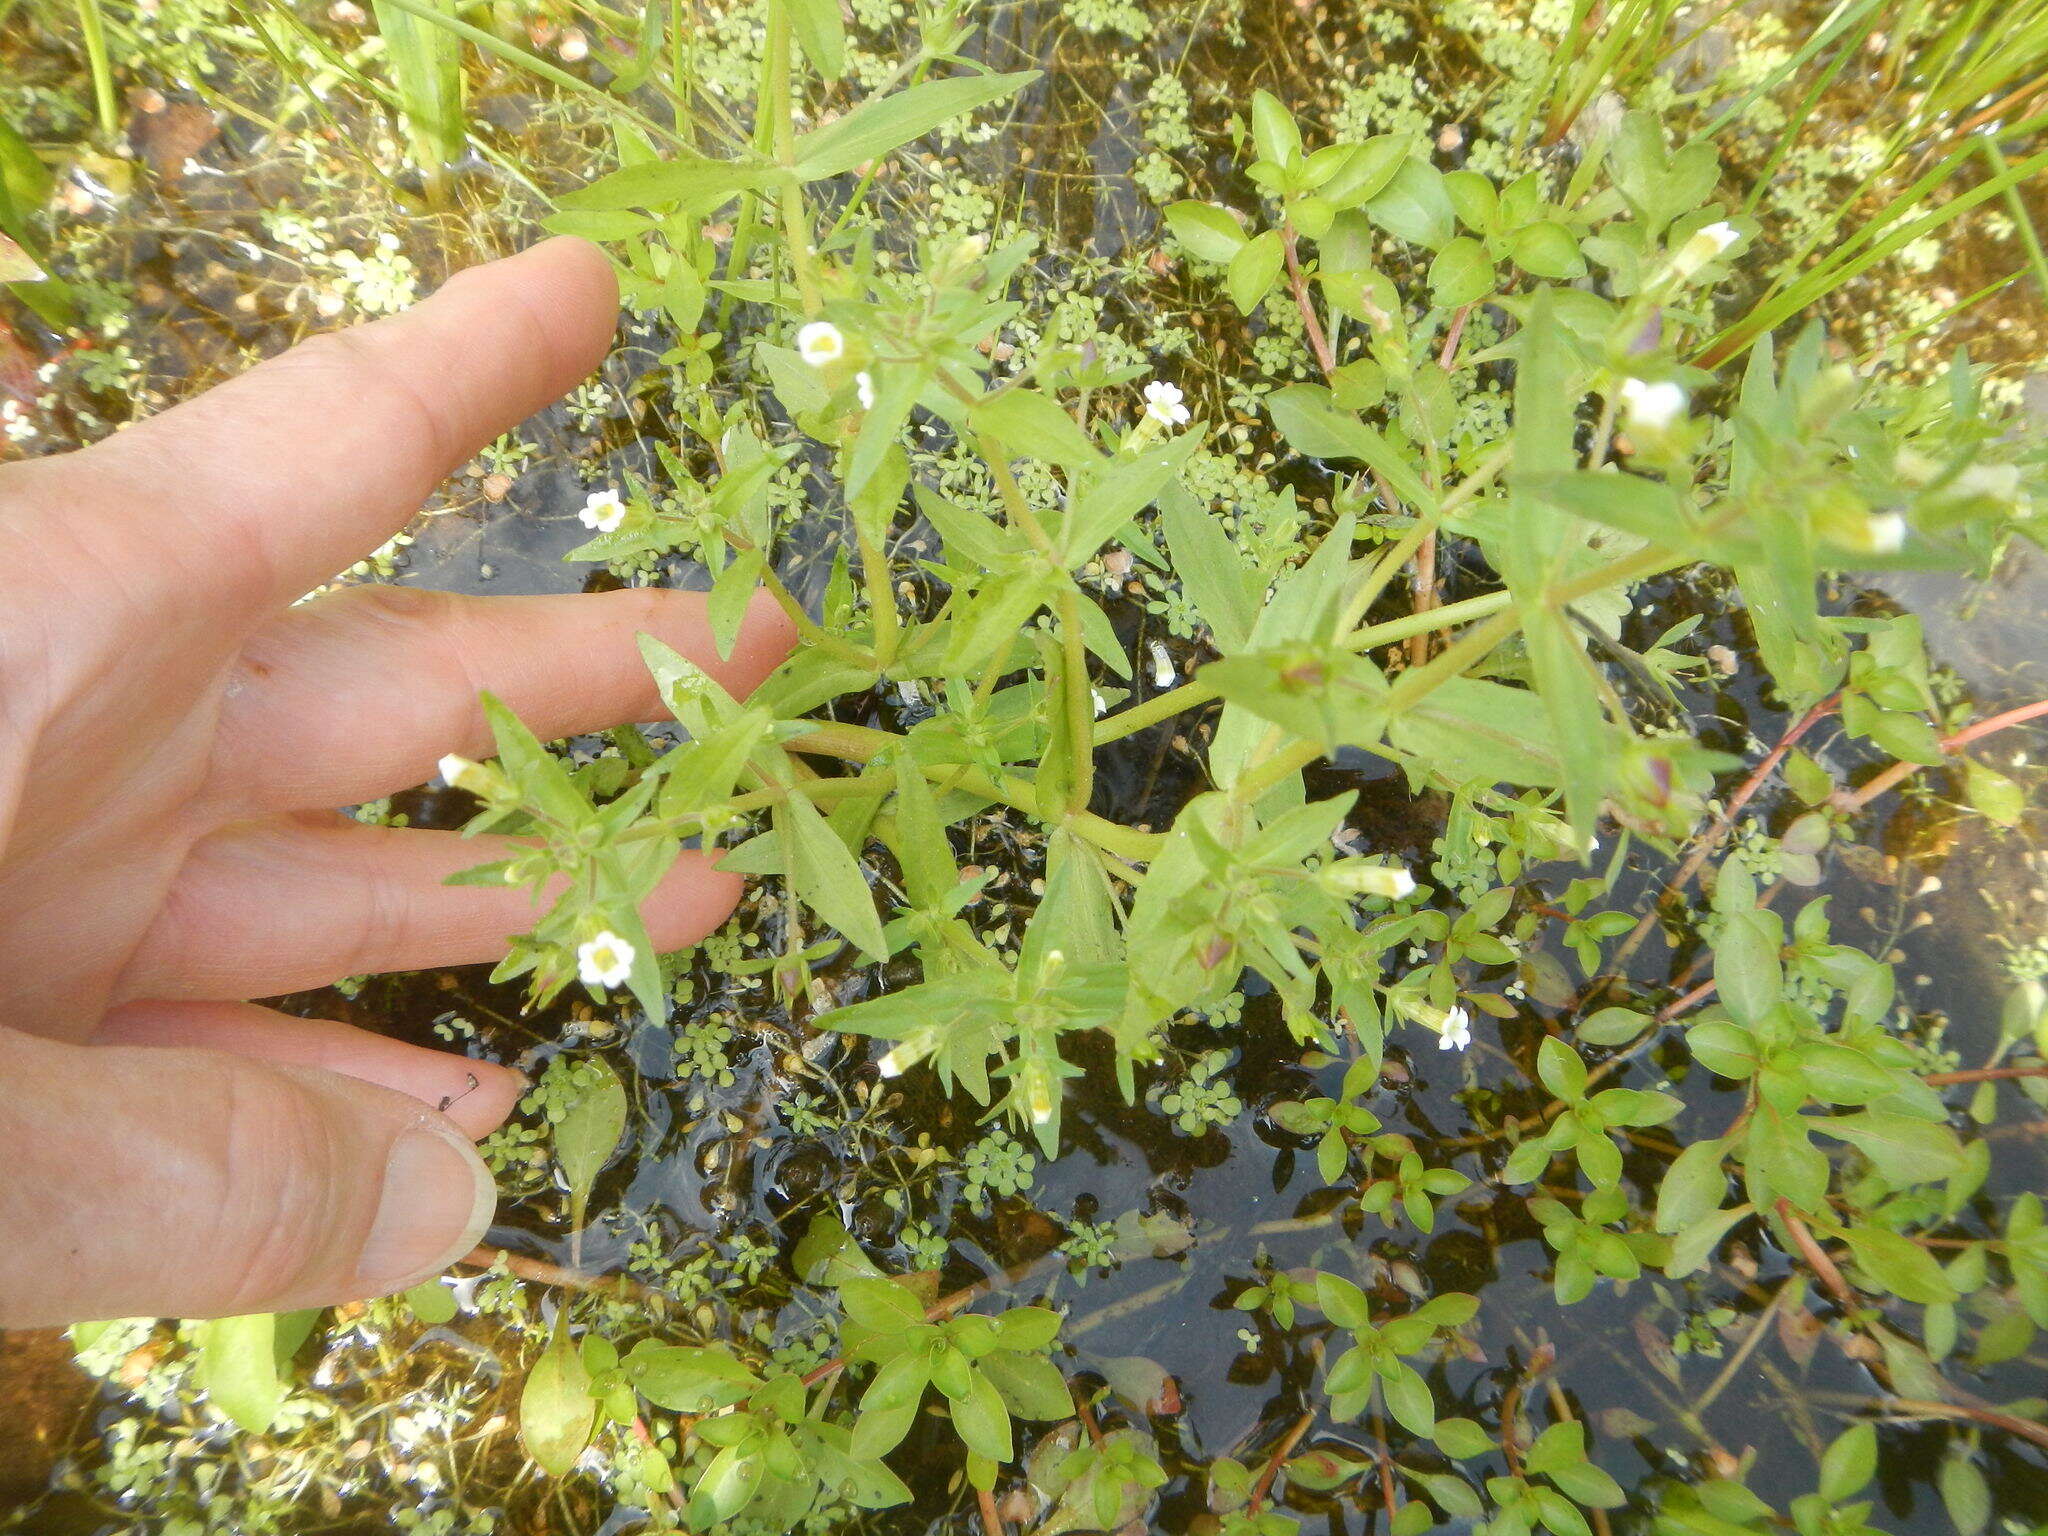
[787,721,1160,862]
[854,524,899,670]
[1057,585,1095,816]
[761,0,824,313]
[1092,587,1516,746]
[75,0,119,140]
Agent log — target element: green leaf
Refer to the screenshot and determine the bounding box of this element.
[480,692,592,830]
[951,1367,1014,1461]
[1164,200,1249,263]
[779,789,889,960]
[1498,287,1608,845]
[1382,1362,1437,1436]
[1537,1037,1588,1101]
[1319,134,1411,207]
[1428,236,1495,307]
[1665,1203,1752,1277]
[1844,1226,1959,1305]
[194,1313,284,1434]
[784,0,844,78]
[1388,676,1565,789]
[622,1344,759,1412]
[558,150,785,213]
[1939,1447,1991,1536]
[1250,89,1301,167]
[1364,158,1454,249]
[1818,1421,1876,1501]
[1715,909,1783,1028]
[1510,220,1587,279]
[793,70,1039,180]
[978,1349,1072,1420]
[1817,1110,1966,1185]
[1227,228,1284,313]
[404,1280,458,1326]
[972,387,1101,468]
[1060,431,1199,564]
[555,1059,628,1262]
[1266,384,1434,511]
[1524,1420,1584,1475]
[1963,758,2025,826]
[690,1440,766,1523]
[521,1322,596,1477]
[1655,1138,1729,1235]
[1161,485,1261,653]
[1746,1106,1829,1212]
[1433,1416,1494,1460]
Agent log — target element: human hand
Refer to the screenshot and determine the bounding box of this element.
[0,238,794,1329]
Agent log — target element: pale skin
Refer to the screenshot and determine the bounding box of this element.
[0,238,795,1329]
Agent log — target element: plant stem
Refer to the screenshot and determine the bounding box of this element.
[1094,587,1515,746]
[1774,1199,1858,1313]
[75,0,120,139]
[1607,690,1842,975]
[854,524,900,669]
[786,720,1160,862]
[1247,1410,1315,1514]
[1281,222,1337,378]
[1837,695,2048,812]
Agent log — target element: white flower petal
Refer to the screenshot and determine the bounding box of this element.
[577,931,637,990]
[796,320,845,368]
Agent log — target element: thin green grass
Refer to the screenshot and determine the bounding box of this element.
[72,0,118,140]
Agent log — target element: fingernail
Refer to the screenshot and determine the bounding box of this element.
[359,1123,496,1293]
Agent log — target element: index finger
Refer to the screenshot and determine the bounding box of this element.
[57,237,619,612]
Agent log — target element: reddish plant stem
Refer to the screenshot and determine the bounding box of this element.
[1281,223,1338,379]
[1882,1398,2048,1455]
[1923,1063,2048,1085]
[1607,691,1841,976]
[1837,696,2048,814]
[1499,1376,1526,1480]
[1247,1409,1317,1514]
[630,1417,688,1511]
[1075,1390,1106,1447]
[1370,1405,1400,1523]
[1774,1199,1857,1313]
[977,1486,1007,1536]
[1439,303,1473,370]
[458,1244,661,1302]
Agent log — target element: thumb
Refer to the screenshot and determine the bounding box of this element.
[0,1022,496,1328]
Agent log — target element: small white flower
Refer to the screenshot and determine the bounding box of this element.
[1619,378,1687,431]
[796,320,845,368]
[579,488,627,533]
[577,930,636,990]
[856,370,876,410]
[1697,220,1740,254]
[1091,687,1108,717]
[1438,1006,1473,1052]
[1673,220,1743,278]
[1149,641,1176,688]
[1863,512,1907,553]
[1143,379,1190,427]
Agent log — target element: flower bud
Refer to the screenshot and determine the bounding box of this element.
[1320,860,1417,899]
[438,754,510,801]
[1671,219,1741,280]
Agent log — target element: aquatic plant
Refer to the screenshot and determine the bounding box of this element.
[6,0,2048,1533]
